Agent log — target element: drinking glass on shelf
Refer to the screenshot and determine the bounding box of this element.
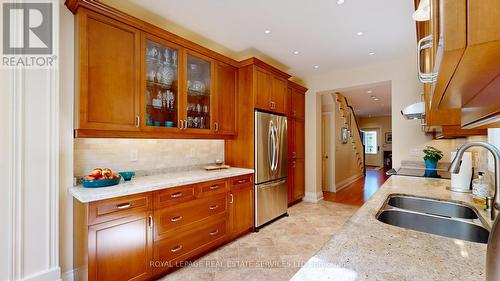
[164,49,170,65]
[172,51,177,66]
[203,105,209,114]
[193,117,200,128]
[196,104,202,113]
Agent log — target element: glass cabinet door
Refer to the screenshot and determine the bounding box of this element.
[186,53,211,130]
[144,39,179,129]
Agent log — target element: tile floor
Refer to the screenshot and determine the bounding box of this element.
[159,201,359,281]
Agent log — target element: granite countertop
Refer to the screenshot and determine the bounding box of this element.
[291,175,492,281]
[69,167,254,203]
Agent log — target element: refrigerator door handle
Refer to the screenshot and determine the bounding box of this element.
[268,120,274,171]
[272,124,278,172]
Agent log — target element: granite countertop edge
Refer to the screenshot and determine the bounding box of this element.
[69,167,254,203]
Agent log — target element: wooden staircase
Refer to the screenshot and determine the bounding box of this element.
[336,93,365,174]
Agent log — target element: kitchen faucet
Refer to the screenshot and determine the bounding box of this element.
[449,141,500,221]
[449,142,500,281]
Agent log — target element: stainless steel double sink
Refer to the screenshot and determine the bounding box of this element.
[377,195,490,244]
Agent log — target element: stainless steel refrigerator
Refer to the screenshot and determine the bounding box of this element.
[254,111,288,229]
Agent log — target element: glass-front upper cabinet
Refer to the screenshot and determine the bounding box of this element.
[144,37,180,129]
[185,52,212,130]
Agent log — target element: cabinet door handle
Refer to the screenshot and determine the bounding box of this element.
[209,185,220,190]
[179,120,183,129]
[135,116,140,127]
[215,122,219,132]
[209,229,219,236]
[184,119,188,130]
[229,194,234,204]
[116,202,131,209]
[171,192,183,198]
[148,215,153,228]
[209,204,219,210]
[237,179,247,184]
[170,245,183,253]
[170,215,183,222]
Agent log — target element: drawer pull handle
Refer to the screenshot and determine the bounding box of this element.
[209,185,220,190]
[171,192,183,198]
[116,203,131,209]
[170,245,183,253]
[171,216,183,222]
[209,205,219,210]
[237,179,247,184]
[209,229,219,236]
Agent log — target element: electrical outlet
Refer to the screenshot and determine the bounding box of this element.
[130,149,139,162]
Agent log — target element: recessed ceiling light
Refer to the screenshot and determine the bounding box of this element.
[293,51,300,55]
[336,0,345,4]
[367,90,373,94]
[313,65,319,69]
[369,52,376,56]
[373,98,380,101]
[356,31,364,36]
[264,29,271,34]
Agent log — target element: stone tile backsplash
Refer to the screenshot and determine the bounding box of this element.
[74,138,224,176]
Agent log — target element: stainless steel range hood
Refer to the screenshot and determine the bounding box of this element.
[401,102,425,120]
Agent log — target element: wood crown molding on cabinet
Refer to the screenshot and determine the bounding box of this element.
[65,0,239,68]
[239,57,291,80]
[288,80,308,93]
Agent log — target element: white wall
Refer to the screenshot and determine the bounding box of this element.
[59,1,75,279]
[304,56,431,200]
[0,60,11,281]
[1,1,61,280]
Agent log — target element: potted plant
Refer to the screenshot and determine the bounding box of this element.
[423,146,443,170]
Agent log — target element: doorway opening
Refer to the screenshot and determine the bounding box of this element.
[320,80,392,203]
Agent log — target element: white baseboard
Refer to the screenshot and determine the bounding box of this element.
[303,191,324,203]
[61,269,75,281]
[335,173,363,192]
[21,267,61,281]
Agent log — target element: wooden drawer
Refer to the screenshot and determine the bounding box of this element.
[154,218,227,268]
[197,179,229,197]
[230,174,253,188]
[89,193,152,225]
[154,185,196,209]
[155,194,227,240]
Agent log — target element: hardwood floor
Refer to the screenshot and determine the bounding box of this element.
[323,168,389,206]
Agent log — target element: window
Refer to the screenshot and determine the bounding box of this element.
[364,131,377,154]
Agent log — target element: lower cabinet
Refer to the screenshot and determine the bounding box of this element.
[289,159,305,203]
[88,213,153,281]
[229,175,254,237]
[74,174,254,281]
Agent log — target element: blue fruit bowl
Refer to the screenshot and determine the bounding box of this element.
[119,171,136,181]
[81,175,121,188]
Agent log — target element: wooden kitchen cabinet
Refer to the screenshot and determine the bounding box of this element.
[74,174,254,281]
[254,66,288,114]
[75,8,141,133]
[214,62,238,135]
[228,175,254,237]
[288,86,306,119]
[415,0,500,129]
[287,81,307,205]
[88,213,153,281]
[289,159,305,204]
[69,3,241,139]
[74,193,154,281]
[271,76,287,114]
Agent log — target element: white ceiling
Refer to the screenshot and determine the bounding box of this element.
[322,81,392,117]
[127,0,417,79]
